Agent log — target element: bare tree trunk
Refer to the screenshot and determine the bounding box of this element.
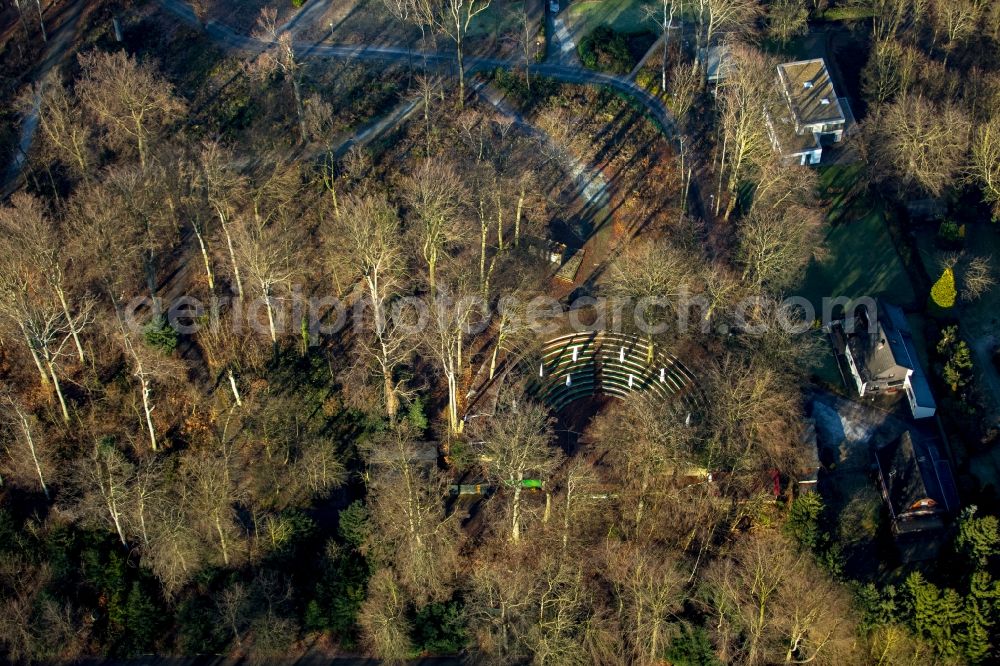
[488,329,503,380]
[384,368,400,419]
[511,482,522,542]
[479,199,488,291]
[34,0,46,42]
[495,188,504,252]
[679,137,687,213]
[455,33,466,108]
[514,186,525,247]
[139,377,158,451]
[291,76,307,142]
[144,253,159,315]
[227,368,243,407]
[96,449,129,547]
[264,292,278,344]
[447,372,458,433]
[13,404,48,499]
[45,357,70,423]
[55,286,85,363]
[13,0,30,41]
[193,225,215,291]
[426,247,438,297]
[715,128,728,217]
[19,322,50,386]
[136,130,147,171]
[216,211,244,297]
[662,1,675,92]
[215,513,230,564]
[110,499,127,547]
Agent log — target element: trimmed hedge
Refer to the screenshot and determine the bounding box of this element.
[823,6,875,21]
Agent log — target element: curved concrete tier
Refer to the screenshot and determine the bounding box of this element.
[526,331,700,413]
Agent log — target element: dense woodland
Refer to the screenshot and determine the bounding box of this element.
[0,0,1000,663]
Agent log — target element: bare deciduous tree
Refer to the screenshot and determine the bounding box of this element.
[607,238,701,337]
[423,285,478,434]
[358,568,414,661]
[363,424,460,603]
[0,555,83,663]
[591,399,700,539]
[249,8,307,142]
[329,194,413,419]
[715,45,774,219]
[970,113,1000,221]
[181,444,244,567]
[929,0,981,59]
[468,388,562,543]
[0,192,89,363]
[703,530,859,665]
[693,0,761,65]
[0,260,82,423]
[869,94,971,198]
[76,50,184,169]
[668,63,702,123]
[766,0,808,44]
[960,255,995,302]
[199,140,250,298]
[428,0,493,107]
[115,316,184,451]
[1,390,52,499]
[738,204,823,293]
[82,438,135,547]
[467,550,536,661]
[26,69,93,179]
[705,354,805,478]
[230,208,301,348]
[602,540,687,664]
[642,0,676,92]
[402,158,466,296]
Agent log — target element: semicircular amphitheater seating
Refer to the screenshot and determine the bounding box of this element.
[525,331,700,414]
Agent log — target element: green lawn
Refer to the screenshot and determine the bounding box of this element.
[468,0,529,38]
[563,0,659,37]
[797,165,917,313]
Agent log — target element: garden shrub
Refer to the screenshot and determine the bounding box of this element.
[930,267,957,310]
[785,493,824,551]
[937,325,973,392]
[410,600,468,654]
[491,68,559,113]
[936,220,964,249]
[406,397,429,435]
[143,314,179,354]
[665,623,721,665]
[578,26,635,74]
[635,67,658,94]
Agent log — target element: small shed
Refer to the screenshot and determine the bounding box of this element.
[701,44,733,85]
[797,419,821,493]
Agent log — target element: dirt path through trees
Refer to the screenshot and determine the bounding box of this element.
[2,0,87,194]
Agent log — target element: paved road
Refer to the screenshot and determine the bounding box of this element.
[5,0,692,208]
[155,0,705,219]
[155,0,682,142]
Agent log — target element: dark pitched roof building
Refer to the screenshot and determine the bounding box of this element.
[834,301,936,419]
[874,429,959,536]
